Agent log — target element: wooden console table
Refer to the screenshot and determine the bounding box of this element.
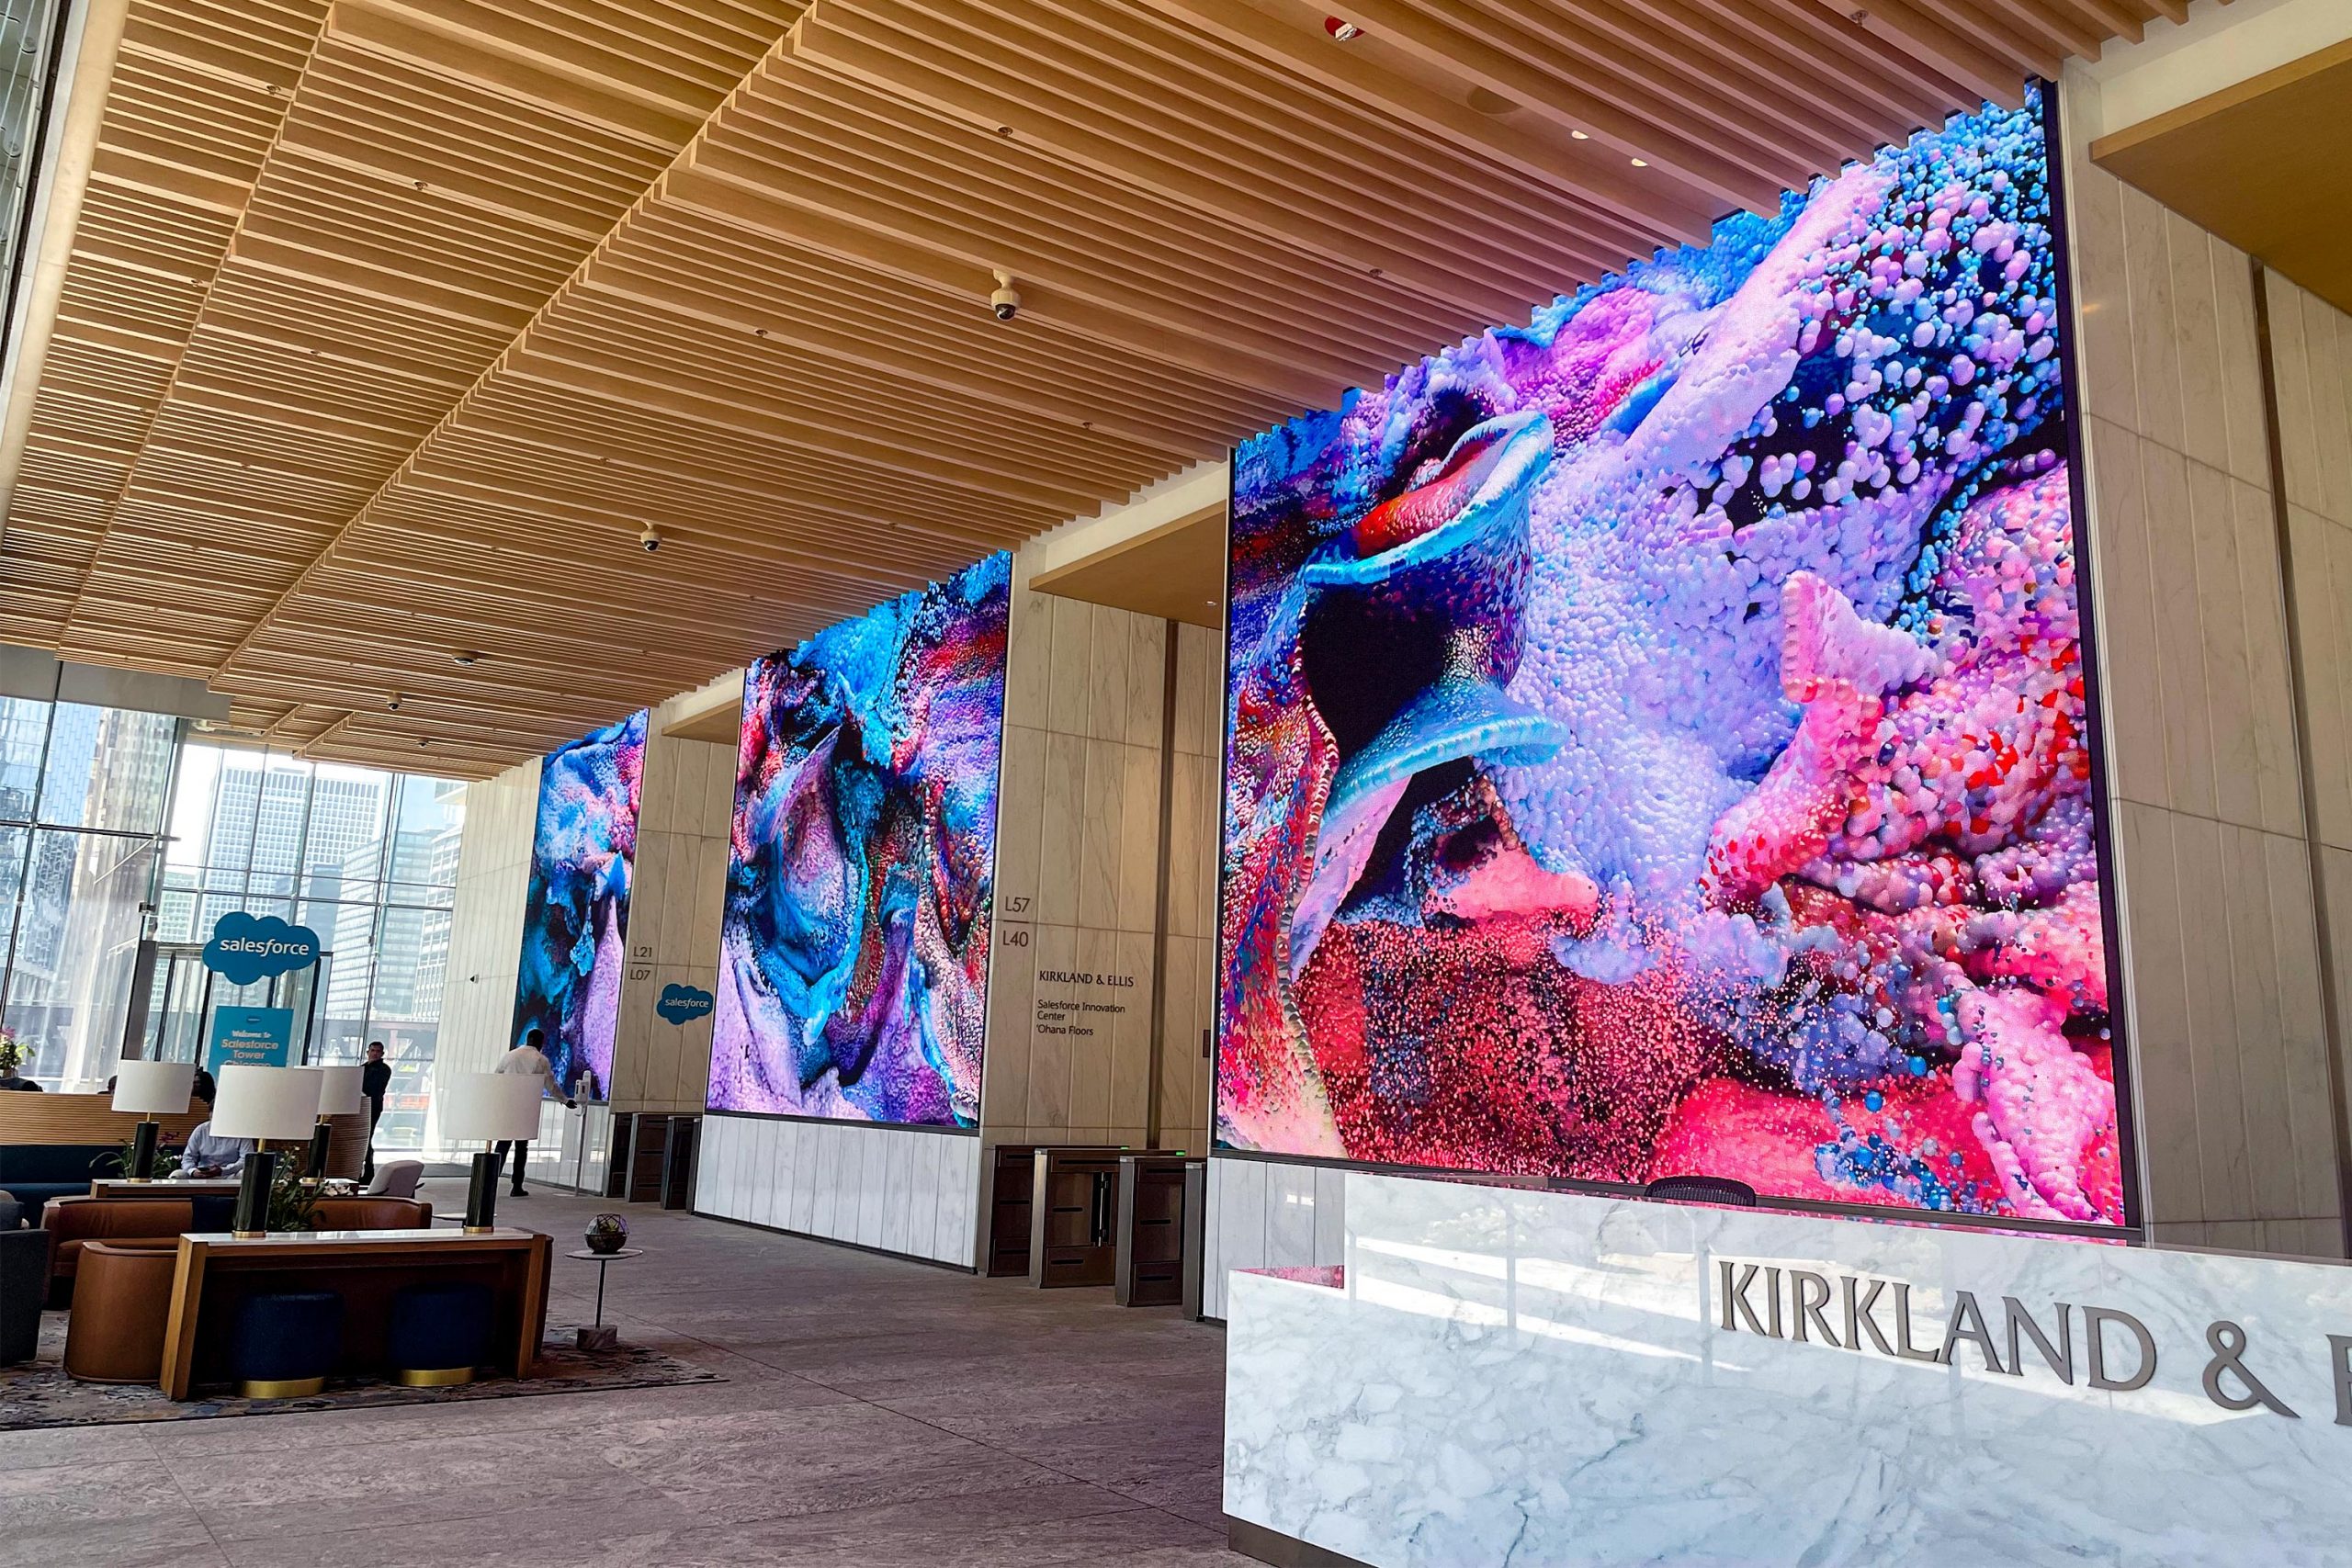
[158,1228,551,1399]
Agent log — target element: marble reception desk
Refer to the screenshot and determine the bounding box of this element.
[1224,1172,2352,1567]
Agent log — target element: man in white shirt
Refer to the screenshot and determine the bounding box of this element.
[494,1027,574,1197]
[178,1120,254,1178]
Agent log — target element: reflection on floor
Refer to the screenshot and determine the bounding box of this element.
[4,1177,1246,1567]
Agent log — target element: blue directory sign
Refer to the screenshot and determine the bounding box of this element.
[207,1005,295,1071]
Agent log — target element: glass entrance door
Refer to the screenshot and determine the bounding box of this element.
[136,942,212,1065]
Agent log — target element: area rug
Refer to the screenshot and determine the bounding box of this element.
[0,1313,722,1430]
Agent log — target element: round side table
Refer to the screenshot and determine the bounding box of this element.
[564,1247,642,1351]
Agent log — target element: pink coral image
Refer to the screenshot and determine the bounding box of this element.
[1218,90,2127,1225]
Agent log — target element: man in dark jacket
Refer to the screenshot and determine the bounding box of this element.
[360,1040,391,1181]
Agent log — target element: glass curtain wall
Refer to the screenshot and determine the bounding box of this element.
[155,744,463,1148]
[0,696,178,1087]
[0,0,68,363]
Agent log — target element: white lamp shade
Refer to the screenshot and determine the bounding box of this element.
[210,1065,326,1142]
[439,1072,545,1142]
[110,1059,195,1116]
[314,1064,367,1117]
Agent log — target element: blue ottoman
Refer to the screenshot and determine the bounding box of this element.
[387,1281,493,1387]
[229,1292,342,1398]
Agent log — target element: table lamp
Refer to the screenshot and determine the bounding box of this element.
[211,1065,326,1236]
[311,1065,366,1178]
[440,1072,543,1233]
[110,1059,196,1181]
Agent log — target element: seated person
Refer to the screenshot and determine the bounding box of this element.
[176,1119,254,1177]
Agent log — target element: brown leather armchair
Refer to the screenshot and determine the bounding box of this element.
[42,1194,432,1304]
[310,1197,433,1230]
[62,1238,180,1384]
[41,1197,193,1306]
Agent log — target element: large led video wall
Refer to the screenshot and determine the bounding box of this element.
[707,552,1011,1126]
[513,707,647,1101]
[1217,90,2129,1225]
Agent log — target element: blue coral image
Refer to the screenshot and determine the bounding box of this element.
[1220,91,2126,1225]
[511,709,646,1100]
[707,553,1009,1126]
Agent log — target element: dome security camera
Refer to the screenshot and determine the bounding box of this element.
[639,523,662,553]
[989,268,1021,323]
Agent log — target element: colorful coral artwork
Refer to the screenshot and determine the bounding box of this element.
[513,709,647,1101]
[707,553,1010,1125]
[1218,91,2128,1225]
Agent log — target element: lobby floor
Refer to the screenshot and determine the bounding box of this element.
[6,1179,1248,1568]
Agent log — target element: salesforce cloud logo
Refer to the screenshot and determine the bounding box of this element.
[657,983,715,1025]
[203,912,322,985]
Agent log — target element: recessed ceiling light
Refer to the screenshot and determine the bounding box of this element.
[1571,130,1589,141]
[453,651,481,666]
[1631,158,1648,167]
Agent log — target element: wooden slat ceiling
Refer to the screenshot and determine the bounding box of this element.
[0,0,2208,778]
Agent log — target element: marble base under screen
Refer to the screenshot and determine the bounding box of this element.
[1224,1173,2352,1567]
[693,1111,981,1268]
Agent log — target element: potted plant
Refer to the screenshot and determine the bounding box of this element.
[265,1160,326,1233]
[96,1138,182,1181]
[584,1213,629,1255]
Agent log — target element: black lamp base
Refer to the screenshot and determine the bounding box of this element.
[232,1149,277,1237]
[464,1149,501,1233]
[307,1121,332,1179]
[130,1118,159,1182]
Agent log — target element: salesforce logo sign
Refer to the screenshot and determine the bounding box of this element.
[203,912,322,985]
[657,982,715,1025]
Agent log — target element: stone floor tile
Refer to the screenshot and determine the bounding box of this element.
[161,1428,695,1543]
[0,1419,156,1472]
[0,1455,198,1536]
[591,1399,1071,1525]
[575,1481,1224,1568]
[0,1511,227,1568]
